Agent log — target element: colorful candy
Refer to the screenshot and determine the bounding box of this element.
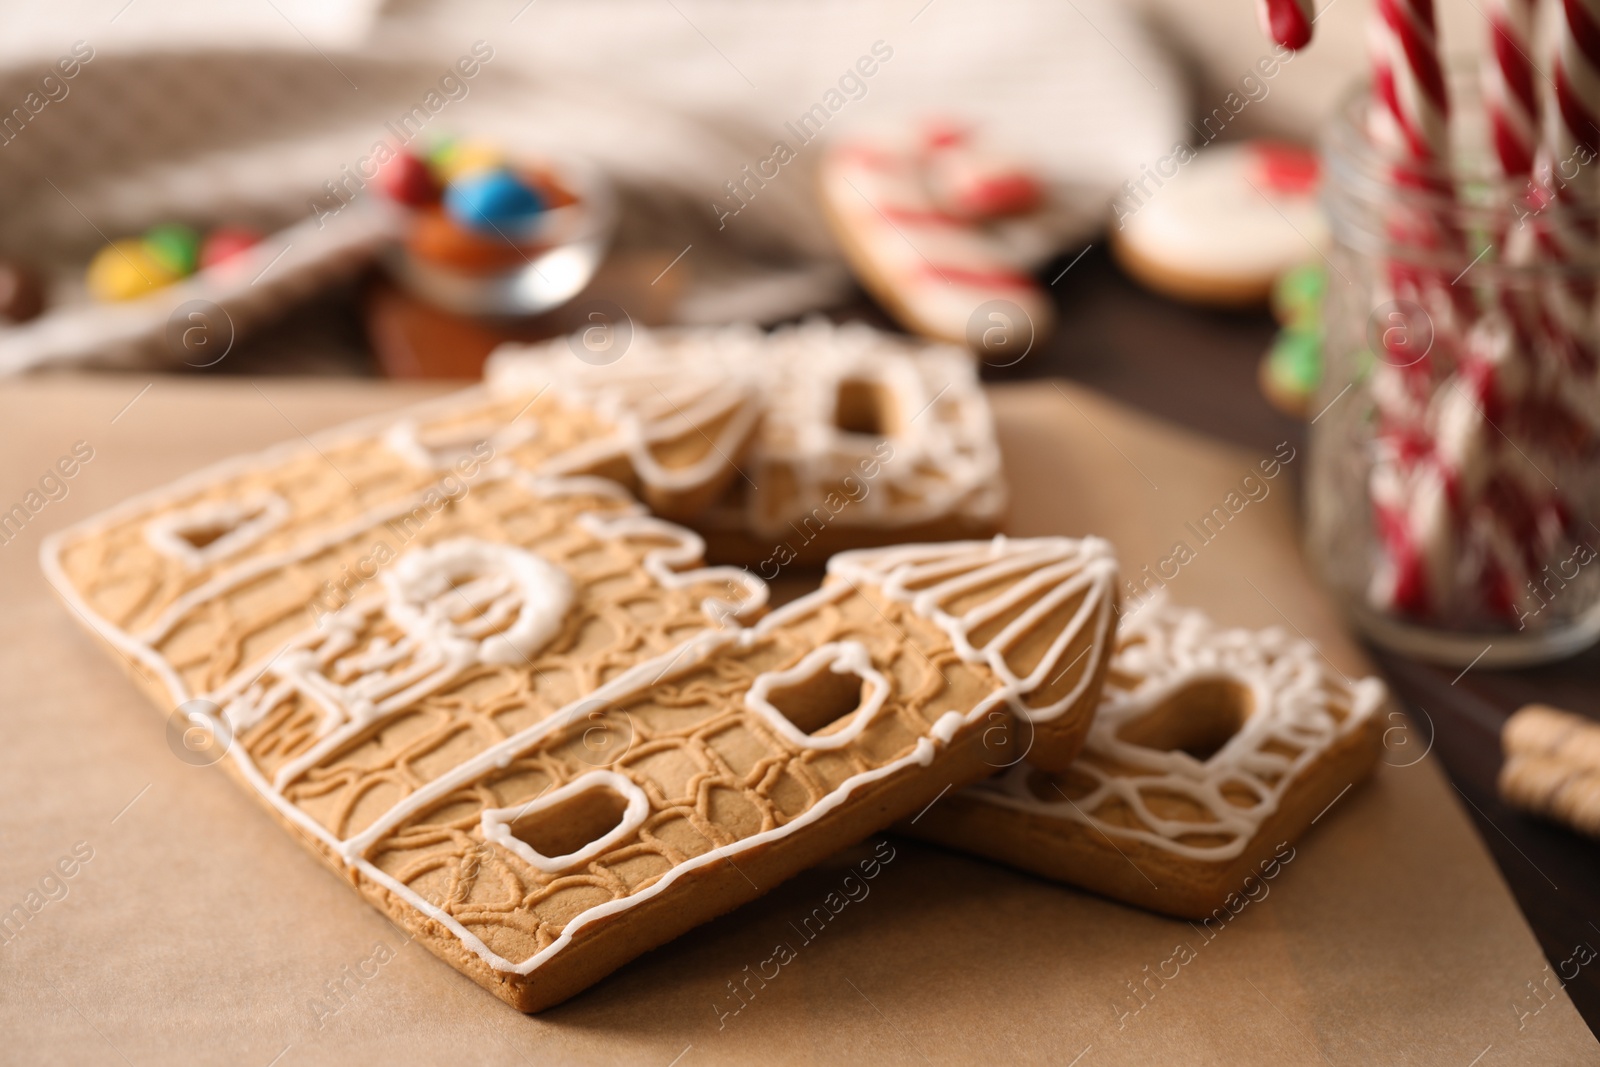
[87,223,265,301]
[86,239,178,302]
[443,168,546,234]
[430,139,504,184]
[382,136,581,276]
[199,226,261,269]
[1259,263,1326,418]
[377,152,441,208]
[142,223,200,277]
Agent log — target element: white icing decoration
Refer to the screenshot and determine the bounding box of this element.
[222,537,574,790]
[480,771,651,874]
[383,538,574,667]
[743,641,890,751]
[37,382,1104,989]
[383,417,538,472]
[490,326,763,496]
[487,318,1006,537]
[827,535,1120,723]
[967,597,1386,861]
[572,505,767,628]
[143,493,290,570]
[1118,143,1327,280]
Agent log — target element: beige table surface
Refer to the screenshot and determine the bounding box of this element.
[2,375,1594,1066]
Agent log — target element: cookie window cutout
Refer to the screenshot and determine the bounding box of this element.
[745,642,890,750]
[383,417,534,471]
[481,771,650,873]
[833,378,900,438]
[1114,677,1253,762]
[143,494,290,569]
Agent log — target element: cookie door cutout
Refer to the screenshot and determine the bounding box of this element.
[1115,677,1255,763]
[745,641,890,751]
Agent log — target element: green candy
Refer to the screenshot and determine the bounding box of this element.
[1271,263,1327,332]
[1267,329,1323,397]
[142,223,201,277]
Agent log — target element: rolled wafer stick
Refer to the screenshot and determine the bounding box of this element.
[1499,755,1600,836]
[1499,704,1600,836]
[1503,703,1600,766]
[1257,0,1315,51]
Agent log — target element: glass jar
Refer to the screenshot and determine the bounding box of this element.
[1310,76,1600,666]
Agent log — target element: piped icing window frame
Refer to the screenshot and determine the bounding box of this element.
[743,640,891,751]
[143,492,291,569]
[480,770,653,874]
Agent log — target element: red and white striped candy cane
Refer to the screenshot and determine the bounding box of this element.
[1534,0,1600,379]
[1362,0,1470,620]
[1368,0,1450,163]
[1481,0,1541,379]
[1257,0,1314,51]
[1484,0,1540,178]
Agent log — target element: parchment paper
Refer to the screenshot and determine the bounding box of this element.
[1,375,1591,1065]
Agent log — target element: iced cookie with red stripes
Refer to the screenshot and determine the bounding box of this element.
[903,598,1384,919]
[819,133,1055,352]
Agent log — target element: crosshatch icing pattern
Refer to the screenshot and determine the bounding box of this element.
[40,392,1121,1011]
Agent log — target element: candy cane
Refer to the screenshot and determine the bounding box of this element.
[1482,0,1542,382]
[1362,0,1472,621]
[1257,0,1315,51]
[1484,0,1540,178]
[1533,0,1600,379]
[1368,0,1450,162]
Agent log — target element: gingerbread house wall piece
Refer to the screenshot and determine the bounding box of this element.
[903,598,1387,919]
[487,318,1007,560]
[40,408,1101,1010]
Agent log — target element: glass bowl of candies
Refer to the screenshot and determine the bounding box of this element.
[378,138,616,317]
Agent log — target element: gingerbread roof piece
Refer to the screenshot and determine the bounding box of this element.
[827,534,1120,772]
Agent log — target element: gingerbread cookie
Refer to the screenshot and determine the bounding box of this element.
[818,136,1055,351]
[489,318,1007,565]
[44,385,761,639]
[42,408,1118,1009]
[904,598,1385,919]
[1110,141,1325,307]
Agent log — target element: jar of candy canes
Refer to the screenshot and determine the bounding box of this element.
[1310,78,1600,666]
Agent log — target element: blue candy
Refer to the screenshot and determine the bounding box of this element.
[443,168,545,234]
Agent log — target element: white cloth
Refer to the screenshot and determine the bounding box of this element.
[0,0,1187,371]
